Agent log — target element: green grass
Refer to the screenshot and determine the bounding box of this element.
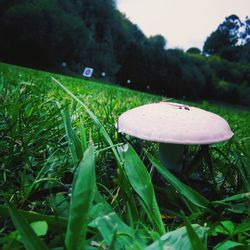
[0,62,249,249]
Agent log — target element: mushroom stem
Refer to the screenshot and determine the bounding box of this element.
[159,143,184,173]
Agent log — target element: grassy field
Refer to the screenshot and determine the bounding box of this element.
[0,62,249,249]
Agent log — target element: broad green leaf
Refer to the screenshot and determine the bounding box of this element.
[91,212,131,248]
[90,212,134,249]
[65,143,96,250]
[89,192,145,249]
[145,224,208,250]
[7,204,49,250]
[215,240,244,250]
[89,201,113,219]
[148,153,210,210]
[123,144,165,235]
[234,221,250,234]
[62,105,83,163]
[30,221,48,237]
[216,221,235,235]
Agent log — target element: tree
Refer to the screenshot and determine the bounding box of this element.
[148,35,167,50]
[241,16,250,44]
[203,15,242,61]
[1,0,90,70]
[186,47,201,54]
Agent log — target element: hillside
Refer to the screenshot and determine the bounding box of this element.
[1,62,250,137]
[0,63,250,249]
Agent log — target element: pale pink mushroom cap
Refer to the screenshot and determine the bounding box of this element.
[118,102,234,145]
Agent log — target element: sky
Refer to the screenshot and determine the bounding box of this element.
[117,0,250,51]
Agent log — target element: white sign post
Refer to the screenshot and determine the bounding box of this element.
[83,67,94,78]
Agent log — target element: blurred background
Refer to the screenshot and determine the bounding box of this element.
[0,0,250,105]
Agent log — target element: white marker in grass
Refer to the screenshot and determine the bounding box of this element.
[83,67,94,78]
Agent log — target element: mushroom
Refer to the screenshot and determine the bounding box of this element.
[117,102,233,175]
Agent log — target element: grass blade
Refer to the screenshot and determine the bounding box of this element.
[7,204,49,250]
[212,192,250,214]
[184,217,207,250]
[218,192,250,203]
[52,76,139,219]
[79,116,88,153]
[123,144,165,235]
[148,153,210,210]
[24,148,61,200]
[62,104,83,163]
[51,76,120,162]
[65,143,96,250]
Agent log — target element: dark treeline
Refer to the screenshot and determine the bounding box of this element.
[0,0,250,105]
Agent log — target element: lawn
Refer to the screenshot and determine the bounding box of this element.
[0,62,249,249]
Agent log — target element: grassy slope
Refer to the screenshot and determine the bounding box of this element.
[1,62,250,143]
[1,62,250,249]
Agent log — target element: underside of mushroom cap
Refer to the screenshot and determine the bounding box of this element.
[118,102,234,145]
